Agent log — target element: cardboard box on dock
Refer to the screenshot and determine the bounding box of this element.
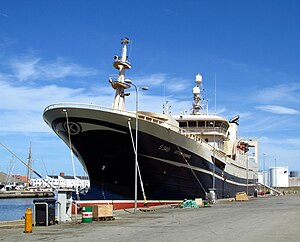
[92,204,113,219]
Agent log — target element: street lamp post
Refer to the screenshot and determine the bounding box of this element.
[274,158,277,190]
[125,80,148,213]
[212,123,216,191]
[209,121,216,202]
[246,155,249,195]
[263,153,266,194]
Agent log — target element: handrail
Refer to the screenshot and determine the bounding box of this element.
[44,102,230,161]
[44,102,137,117]
[72,200,81,223]
[184,127,227,136]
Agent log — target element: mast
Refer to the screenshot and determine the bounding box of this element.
[109,38,132,110]
[192,73,203,115]
[26,142,32,189]
[163,100,171,114]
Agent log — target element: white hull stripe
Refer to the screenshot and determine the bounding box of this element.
[141,154,255,187]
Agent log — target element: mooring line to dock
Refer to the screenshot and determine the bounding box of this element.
[127,120,148,205]
[170,136,207,194]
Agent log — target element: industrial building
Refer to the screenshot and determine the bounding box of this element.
[258,167,300,189]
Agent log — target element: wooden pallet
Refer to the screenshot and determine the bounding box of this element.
[235,192,249,201]
[93,216,115,221]
[92,205,113,218]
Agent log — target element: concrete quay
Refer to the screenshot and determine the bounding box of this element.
[0,190,54,199]
[1,195,300,242]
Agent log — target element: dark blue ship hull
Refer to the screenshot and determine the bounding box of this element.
[51,116,256,201]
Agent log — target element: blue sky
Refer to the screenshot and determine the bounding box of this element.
[0,0,300,177]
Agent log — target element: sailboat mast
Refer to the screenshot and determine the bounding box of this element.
[26,142,32,189]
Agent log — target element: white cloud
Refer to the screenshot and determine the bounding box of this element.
[238,112,253,119]
[0,111,48,133]
[0,52,107,133]
[0,12,8,18]
[258,136,300,170]
[0,75,113,132]
[0,81,82,111]
[163,9,179,15]
[214,57,250,69]
[216,107,228,116]
[134,73,167,87]
[11,58,40,81]
[255,83,300,104]
[0,80,115,132]
[238,114,296,135]
[8,56,98,82]
[0,61,197,133]
[0,77,190,133]
[255,105,299,114]
[133,73,189,93]
[260,136,300,148]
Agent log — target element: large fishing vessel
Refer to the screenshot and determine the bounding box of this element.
[43,38,258,207]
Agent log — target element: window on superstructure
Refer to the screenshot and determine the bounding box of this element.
[188,121,197,127]
[198,121,205,127]
[208,121,214,127]
[220,122,229,131]
[215,122,222,127]
[179,121,187,127]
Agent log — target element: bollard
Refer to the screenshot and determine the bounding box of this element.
[24,208,32,233]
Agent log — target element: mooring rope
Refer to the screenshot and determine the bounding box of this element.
[127,119,148,205]
[172,137,207,194]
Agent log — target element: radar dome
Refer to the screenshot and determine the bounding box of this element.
[195,73,202,85]
[193,86,200,95]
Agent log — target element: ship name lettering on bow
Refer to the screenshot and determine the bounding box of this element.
[158,145,170,152]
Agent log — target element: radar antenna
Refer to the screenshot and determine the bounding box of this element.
[110,38,132,110]
[121,37,131,45]
[192,73,204,115]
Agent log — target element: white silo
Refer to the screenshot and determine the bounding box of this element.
[269,167,289,188]
[258,171,269,186]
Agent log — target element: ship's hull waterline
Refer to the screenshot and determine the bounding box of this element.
[43,104,256,203]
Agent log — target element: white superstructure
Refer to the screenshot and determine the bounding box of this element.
[173,74,259,170]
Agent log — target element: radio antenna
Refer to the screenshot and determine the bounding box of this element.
[214,72,217,114]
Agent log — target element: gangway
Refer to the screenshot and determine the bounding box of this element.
[257,182,282,195]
